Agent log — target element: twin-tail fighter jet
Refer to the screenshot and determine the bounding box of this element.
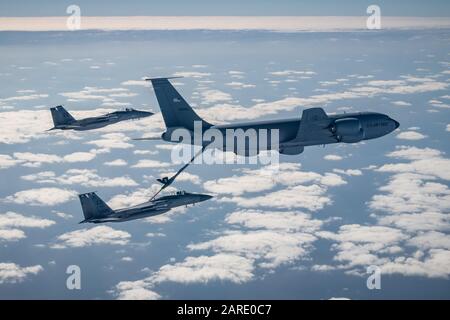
[78,190,212,224]
[48,105,153,131]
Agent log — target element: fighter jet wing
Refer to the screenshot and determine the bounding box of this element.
[295,108,333,142]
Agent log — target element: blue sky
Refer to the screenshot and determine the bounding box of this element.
[0,27,449,299]
[1,0,450,17]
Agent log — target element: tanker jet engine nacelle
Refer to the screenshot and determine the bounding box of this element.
[279,146,304,155]
[330,118,365,143]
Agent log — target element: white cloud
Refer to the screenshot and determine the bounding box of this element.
[172,71,211,78]
[134,150,158,155]
[152,254,254,284]
[377,212,450,233]
[0,229,26,241]
[146,232,166,238]
[121,80,148,86]
[54,211,73,220]
[320,146,450,279]
[0,93,48,103]
[21,169,138,188]
[320,224,407,245]
[62,152,97,163]
[204,163,345,196]
[376,146,450,181]
[269,70,316,76]
[114,254,253,299]
[86,133,133,150]
[377,157,450,180]
[0,212,55,241]
[367,80,407,86]
[200,89,232,104]
[225,82,256,89]
[131,159,171,168]
[204,171,275,195]
[369,173,450,214]
[1,150,96,168]
[225,210,322,233]
[59,86,129,102]
[4,188,77,206]
[0,263,43,284]
[54,226,131,248]
[324,154,343,161]
[380,249,450,278]
[318,224,408,270]
[0,154,22,169]
[115,282,161,300]
[386,146,442,160]
[396,131,427,140]
[391,100,412,107]
[205,164,345,210]
[104,159,127,166]
[408,231,450,250]
[333,169,363,176]
[121,257,134,262]
[13,152,61,167]
[189,230,316,269]
[0,212,54,229]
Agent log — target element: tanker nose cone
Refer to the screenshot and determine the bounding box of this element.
[393,119,400,129]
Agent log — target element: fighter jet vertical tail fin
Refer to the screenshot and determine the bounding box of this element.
[146,77,211,131]
[50,106,76,126]
[78,192,114,221]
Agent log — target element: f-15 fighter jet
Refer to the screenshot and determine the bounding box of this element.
[48,105,153,131]
[78,190,212,223]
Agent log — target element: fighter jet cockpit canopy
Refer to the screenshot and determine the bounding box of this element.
[176,190,186,196]
[125,107,135,112]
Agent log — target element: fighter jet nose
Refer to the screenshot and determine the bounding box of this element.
[141,111,154,117]
[199,194,213,202]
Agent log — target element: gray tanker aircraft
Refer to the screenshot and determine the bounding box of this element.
[78,190,212,223]
[48,105,153,131]
[143,77,399,156]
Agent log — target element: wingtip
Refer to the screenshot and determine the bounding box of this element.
[144,76,184,81]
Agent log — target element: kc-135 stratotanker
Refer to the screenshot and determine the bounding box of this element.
[141,77,400,156]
